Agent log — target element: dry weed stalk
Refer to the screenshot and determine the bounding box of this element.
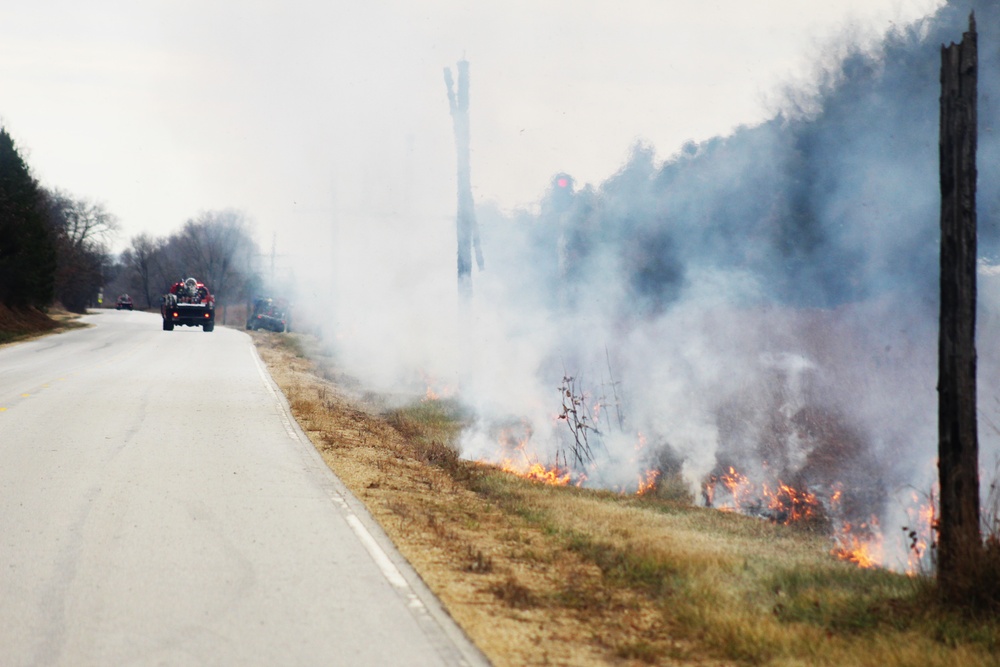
[556,375,598,471]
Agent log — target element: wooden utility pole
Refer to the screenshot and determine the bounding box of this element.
[444,59,484,303]
[938,12,981,593]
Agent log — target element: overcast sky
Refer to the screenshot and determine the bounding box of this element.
[0,0,944,260]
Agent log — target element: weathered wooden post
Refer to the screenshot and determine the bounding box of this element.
[938,12,981,594]
[444,59,484,303]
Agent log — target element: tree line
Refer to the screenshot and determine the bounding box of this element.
[104,209,262,311]
[0,126,262,314]
[0,127,115,313]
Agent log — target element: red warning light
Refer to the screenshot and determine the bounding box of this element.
[557,178,569,188]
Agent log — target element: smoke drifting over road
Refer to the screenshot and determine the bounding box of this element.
[321,1,1000,568]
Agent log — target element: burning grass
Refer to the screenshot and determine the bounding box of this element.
[253,330,1000,667]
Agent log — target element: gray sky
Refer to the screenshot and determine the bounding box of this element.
[0,1,943,258]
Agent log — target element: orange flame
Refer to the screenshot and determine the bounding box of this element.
[490,425,573,486]
[831,517,883,568]
[707,467,756,511]
[419,372,454,402]
[902,487,938,575]
[762,482,821,525]
[832,534,880,568]
[637,469,660,495]
[500,460,572,486]
[704,468,891,569]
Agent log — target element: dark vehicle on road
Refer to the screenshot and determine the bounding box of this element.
[161,277,215,332]
[246,297,288,333]
[115,294,133,310]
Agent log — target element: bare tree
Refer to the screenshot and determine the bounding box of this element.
[48,190,119,250]
[120,233,165,309]
[168,209,260,305]
[42,189,118,312]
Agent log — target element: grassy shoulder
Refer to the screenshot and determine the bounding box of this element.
[253,331,999,667]
[0,304,88,345]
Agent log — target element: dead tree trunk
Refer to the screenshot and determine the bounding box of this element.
[938,12,981,594]
[444,60,484,304]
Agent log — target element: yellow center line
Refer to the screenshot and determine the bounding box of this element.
[4,374,77,408]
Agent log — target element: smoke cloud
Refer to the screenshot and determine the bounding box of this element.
[307,0,1000,570]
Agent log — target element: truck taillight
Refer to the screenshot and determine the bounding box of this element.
[172,311,178,318]
[204,313,210,318]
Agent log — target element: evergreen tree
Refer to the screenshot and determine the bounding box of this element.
[0,129,56,308]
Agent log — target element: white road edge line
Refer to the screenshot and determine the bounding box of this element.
[247,341,487,666]
[247,345,427,610]
[250,347,301,441]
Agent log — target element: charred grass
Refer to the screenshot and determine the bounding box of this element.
[252,330,1000,667]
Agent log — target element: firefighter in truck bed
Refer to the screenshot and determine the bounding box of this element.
[169,277,210,303]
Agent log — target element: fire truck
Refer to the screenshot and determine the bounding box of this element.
[245,297,288,333]
[161,277,215,332]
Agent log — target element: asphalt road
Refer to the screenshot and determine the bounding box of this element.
[0,310,487,667]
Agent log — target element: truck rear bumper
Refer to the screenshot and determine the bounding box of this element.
[163,304,214,326]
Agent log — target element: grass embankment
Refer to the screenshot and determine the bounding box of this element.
[253,331,1000,667]
[0,304,86,345]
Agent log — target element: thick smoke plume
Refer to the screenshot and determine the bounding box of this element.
[320,1,1000,570]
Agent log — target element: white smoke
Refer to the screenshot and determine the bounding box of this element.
[293,0,1000,571]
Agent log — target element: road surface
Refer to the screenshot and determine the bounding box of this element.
[0,310,488,667]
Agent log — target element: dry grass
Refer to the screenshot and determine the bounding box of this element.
[0,304,87,345]
[253,330,1000,667]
